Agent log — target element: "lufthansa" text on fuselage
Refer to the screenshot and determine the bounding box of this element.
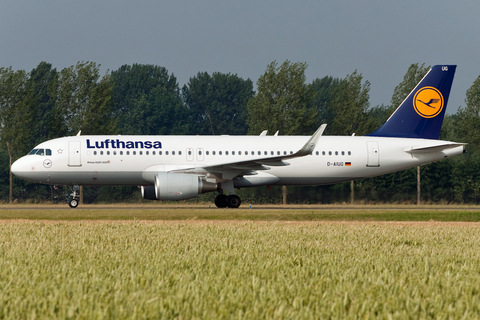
[86,139,162,149]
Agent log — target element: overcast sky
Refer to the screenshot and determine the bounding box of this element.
[1,0,479,115]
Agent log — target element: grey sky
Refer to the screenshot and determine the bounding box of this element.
[1,0,479,115]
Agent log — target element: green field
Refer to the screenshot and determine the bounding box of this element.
[1,219,480,319]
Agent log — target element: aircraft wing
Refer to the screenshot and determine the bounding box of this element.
[172,124,327,180]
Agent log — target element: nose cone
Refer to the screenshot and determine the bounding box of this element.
[11,156,32,180]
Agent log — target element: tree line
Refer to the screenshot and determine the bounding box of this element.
[1,61,479,204]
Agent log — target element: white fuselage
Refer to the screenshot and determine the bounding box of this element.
[11,135,464,188]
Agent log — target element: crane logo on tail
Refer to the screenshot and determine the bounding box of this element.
[413,86,444,118]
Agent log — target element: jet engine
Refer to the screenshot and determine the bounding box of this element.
[141,172,217,201]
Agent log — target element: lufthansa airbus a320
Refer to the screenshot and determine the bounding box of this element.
[12,65,465,208]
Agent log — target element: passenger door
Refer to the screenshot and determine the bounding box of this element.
[68,141,82,167]
[366,141,379,167]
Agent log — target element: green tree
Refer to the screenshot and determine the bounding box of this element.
[55,61,116,135]
[182,72,254,135]
[309,76,343,127]
[328,70,374,136]
[0,67,29,203]
[111,64,180,134]
[447,74,480,203]
[23,62,68,145]
[125,85,189,135]
[456,74,480,144]
[247,60,317,135]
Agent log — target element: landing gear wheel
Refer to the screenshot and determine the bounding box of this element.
[69,198,79,208]
[227,195,241,208]
[68,185,80,208]
[215,194,228,208]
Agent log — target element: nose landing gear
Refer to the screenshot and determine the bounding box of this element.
[67,185,80,208]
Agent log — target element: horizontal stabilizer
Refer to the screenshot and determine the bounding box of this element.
[405,143,466,154]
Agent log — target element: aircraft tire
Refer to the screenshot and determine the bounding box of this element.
[215,194,228,208]
[227,195,241,208]
[69,198,79,208]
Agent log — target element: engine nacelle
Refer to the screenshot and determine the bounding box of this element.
[142,173,217,201]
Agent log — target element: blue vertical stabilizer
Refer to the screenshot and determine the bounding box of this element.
[367,65,456,139]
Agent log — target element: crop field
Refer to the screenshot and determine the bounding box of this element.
[1,206,480,319]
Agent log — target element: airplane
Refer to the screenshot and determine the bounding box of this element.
[11,65,465,208]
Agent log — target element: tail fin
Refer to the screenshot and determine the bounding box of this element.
[367,65,456,139]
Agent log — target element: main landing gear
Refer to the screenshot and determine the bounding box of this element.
[214,193,241,208]
[68,185,80,208]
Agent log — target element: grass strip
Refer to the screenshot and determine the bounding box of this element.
[1,207,480,221]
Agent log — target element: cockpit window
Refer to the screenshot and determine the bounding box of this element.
[28,149,50,156]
